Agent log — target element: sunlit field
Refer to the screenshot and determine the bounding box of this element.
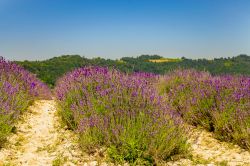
[1,0,249,165]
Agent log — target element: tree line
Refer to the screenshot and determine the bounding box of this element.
[16,54,250,87]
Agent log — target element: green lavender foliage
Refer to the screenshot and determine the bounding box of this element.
[55,67,189,164]
[159,69,250,149]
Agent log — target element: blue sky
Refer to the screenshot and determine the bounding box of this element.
[0,0,249,60]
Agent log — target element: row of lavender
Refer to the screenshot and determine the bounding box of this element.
[55,67,188,165]
[54,67,250,164]
[159,69,250,149]
[0,57,51,146]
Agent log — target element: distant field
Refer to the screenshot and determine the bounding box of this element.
[148,58,182,63]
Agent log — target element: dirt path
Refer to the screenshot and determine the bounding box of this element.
[0,100,88,166]
[167,127,250,166]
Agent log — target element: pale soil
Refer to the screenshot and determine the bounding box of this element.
[0,100,250,166]
[0,100,107,166]
[166,127,250,166]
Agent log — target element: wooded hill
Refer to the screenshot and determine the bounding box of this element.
[16,54,250,87]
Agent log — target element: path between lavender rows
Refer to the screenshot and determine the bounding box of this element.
[0,100,249,166]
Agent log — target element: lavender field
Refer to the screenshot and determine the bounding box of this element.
[0,59,250,165]
[1,0,250,164]
[0,58,51,146]
[159,70,250,150]
[54,67,250,164]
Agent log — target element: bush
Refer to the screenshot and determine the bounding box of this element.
[0,57,51,146]
[159,69,250,149]
[55,67,189,164]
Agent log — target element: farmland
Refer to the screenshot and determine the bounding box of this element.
[0,57,249,165]
[148,58,182,63]
[1,0,250,165]
[53,66,250,165]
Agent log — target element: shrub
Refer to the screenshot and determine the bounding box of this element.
[55,67,189,164]
[0,57,51,146]
[159,69,250,149]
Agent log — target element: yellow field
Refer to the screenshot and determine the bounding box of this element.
[148,58,182,63]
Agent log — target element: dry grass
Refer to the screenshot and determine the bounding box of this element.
[148,58,182,63]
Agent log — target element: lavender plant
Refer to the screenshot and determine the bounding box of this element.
[55,67,189,164]
[0,57,51,146]
[159,69,250,149]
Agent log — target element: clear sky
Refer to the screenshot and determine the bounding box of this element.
[0,0,249,61]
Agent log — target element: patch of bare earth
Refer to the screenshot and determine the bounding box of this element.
[0,100,107,166]
[167,127,250,166]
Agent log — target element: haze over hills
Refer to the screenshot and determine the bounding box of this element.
[15,54,250,87]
